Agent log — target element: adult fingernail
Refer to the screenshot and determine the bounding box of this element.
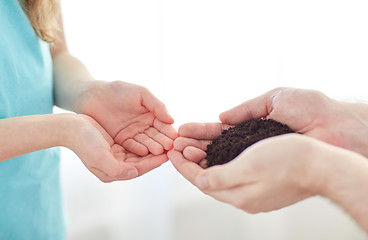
[197,175,209,189]
[128,169,138,179]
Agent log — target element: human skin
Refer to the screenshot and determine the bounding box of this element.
[50,16,177,180]
[220,87,368,158]
[168,134,368,233]
[173,87,368,166]
[169,87,368,232]
[0,14,177,182]
[0,113,163,181]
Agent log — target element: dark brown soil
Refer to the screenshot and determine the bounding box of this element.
[205,119,295,167]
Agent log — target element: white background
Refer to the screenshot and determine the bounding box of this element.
[60,0,368,239]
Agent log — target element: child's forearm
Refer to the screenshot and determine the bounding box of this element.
[317,147,368,233]
[52,52,95,112]
[51,14,95,113]
[0,113,78,161]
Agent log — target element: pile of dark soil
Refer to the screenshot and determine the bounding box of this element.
[205,119,295,167]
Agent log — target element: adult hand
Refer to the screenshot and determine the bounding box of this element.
[174,87,368,165]
[77,80,177,160]
[169,134,328,213]
[220,87,368,158]
[69,114,169,182]
[172,122,231,167]
[170,132,368,233]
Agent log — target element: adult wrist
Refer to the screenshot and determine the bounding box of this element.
[293,137,352,197]
[293,137,328,195]
[314,145,368,232]
[310,142,365,200]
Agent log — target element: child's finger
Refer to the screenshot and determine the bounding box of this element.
[121,138,149,156]
[141,90,174,124]
[129,154,169,176]
[144,127,173,150]
[134,133,164,156]
[153,118,178,140]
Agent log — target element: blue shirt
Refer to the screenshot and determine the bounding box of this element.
[0,1,66,239]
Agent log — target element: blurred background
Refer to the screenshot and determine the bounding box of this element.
[59,0,368,239]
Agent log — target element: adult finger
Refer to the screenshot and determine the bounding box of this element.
[178,122,231,140]
[219,88,283,124]
[168,149,206,188]
[173,137,210,152]
[196,155,255,191]
[169,148,253,190]
[183,146,207,163]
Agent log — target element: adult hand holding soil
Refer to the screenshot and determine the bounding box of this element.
[168,134,368,233]
[172,122,231,167]
[220,87,368,158]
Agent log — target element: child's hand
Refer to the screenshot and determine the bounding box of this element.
[68,114,170,182]
[77,81,177,158]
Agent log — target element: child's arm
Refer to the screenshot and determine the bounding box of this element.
[0,114,142,182]
[0,114,78,161]
[49,14,177,159]
[50,16,94,112]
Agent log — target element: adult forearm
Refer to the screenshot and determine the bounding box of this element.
[53,52,95,112]
[317,147,368,233]
[0,113,77,161]
[340,101,368,158]
[345,101,368,124]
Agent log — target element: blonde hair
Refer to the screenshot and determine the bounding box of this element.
[18,0,60,43]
